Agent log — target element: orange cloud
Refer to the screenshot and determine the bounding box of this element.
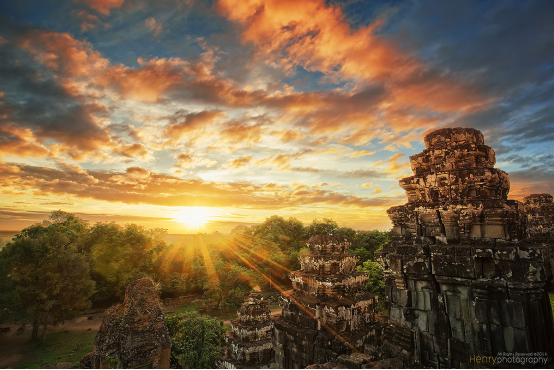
[164,110,225,141]
[112,143,149,159]
[0,124,50,158]
[145,17,163,37]
[373,153,411,177]
[77,10,102,31]
[220,121,264,145]
[350,150,376,158]
[19,30,109,78]
[361,182,380,188]
[218,0,486,121]
[226,156,253,169]
[77,0,124,15]
[0,162,400,210]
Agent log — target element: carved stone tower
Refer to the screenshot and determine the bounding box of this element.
[377,127,554,367]
[272,235,378,368]
[217,292,274,369]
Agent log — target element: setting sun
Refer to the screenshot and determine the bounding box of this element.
[174,207,212,228]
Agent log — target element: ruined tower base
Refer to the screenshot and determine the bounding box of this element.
[272,235,378,368]
[377,128,554,368]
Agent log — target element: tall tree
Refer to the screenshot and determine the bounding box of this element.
[87,222,167,300]
[165,312,226,369]
[1,211,95,342]
[303,218,340,238]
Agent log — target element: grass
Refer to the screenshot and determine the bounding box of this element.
[14,330,97,369]
[549,293,554,315]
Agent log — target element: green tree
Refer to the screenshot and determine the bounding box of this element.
[165,312,226,369]
[303,218,339,238]
[350,230,392,265]
[357,260,387,312]
[87,223,168,300]
[0,255,24,325]
[1,211,95,342]
[203,261,256,310]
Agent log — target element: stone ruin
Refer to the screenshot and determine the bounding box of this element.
[272,235,378,368]
[376,127,554,367]
[217,292,274,369]
[84,278,171,369]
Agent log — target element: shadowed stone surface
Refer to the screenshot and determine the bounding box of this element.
[89,278,171,369]
[376,127,554,368]
[272,235,378,368]
[217,292,274,369]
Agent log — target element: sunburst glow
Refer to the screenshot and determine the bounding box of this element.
[174,207,212,228]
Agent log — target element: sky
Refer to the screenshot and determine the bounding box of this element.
[0,0,553,234]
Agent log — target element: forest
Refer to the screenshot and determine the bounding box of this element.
[0,210,390,344]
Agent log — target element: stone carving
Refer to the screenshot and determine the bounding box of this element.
[217,292,274,369]
[272,235,378,368]
[377,127,554,367]
[88,278,171,369]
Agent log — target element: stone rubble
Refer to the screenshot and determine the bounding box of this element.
[376,127,554,367]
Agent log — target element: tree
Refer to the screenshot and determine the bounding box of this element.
[0,255,24,325]
[1,211,95,342]
[203,261,256,310]
[350,229,392,265]
[165,312,226,369]
[303,218,339,238]
[87,223,168,300]
[357,260,387,312]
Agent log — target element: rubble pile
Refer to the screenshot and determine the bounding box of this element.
[272,235,378,368]
[377,127,554,367]
[217,292,274,369]
[86,278,171,369]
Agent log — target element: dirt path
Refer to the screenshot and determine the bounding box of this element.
[0,312,104,368]
[222,307,281,326]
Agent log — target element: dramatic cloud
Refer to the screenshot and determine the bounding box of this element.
[0,0,552,232]
[77,0,125,15]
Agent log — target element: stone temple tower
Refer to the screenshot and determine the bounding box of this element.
[217,292,274,369]
[272,235,378,368]
[377,127,554,367]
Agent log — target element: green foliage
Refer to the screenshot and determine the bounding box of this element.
[3,210,391,331]
[85,222,168,301]
[549,293,554,315]
[304,218,339,238]
[165,312,226,369]
[0,253,25,324]
[350,229,392,265]
[357,261,387,312]
[202,262,254,310]
[1,211,95,341]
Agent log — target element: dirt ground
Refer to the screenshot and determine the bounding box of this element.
[0,313,104,368]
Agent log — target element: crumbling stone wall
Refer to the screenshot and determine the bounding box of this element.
[89,278,171,369]
[377,127,554,367]
[217,292,274,369]
[272,235,378,368]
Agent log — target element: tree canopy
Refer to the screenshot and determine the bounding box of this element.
[1,211,392,336]
[0,211,95,341]
[165,312,226,368]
